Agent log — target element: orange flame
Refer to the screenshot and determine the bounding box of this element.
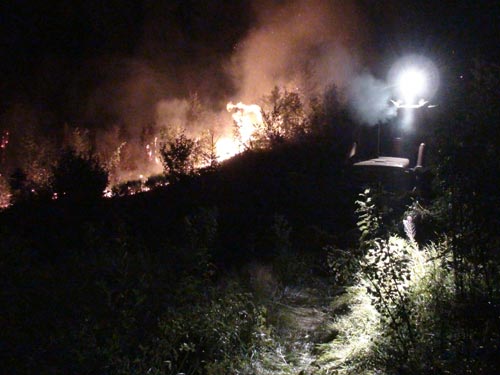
[226,101,263,148]
[215,136,240,161]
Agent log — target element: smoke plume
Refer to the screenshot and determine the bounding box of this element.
[348,73,397,126]
[1,0,380,185]
[229,0,367,102]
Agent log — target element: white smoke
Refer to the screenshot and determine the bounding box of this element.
[230,0,398,129]
[348,73,397,126]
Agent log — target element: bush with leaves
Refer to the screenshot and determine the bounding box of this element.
[8,168,35,204]
[18,125,57,191]
[320,189,500,374]
[357,189,500,374]
[355,189,382,245]
[78,208,268,375]
[136,289,266,375]
[253,86,308,148]
[159,131,200,182]
[111,179,144,197]
[0,205,274,375]
[325,246,361,287]
[423,60,500,372]
[431,60,500,297]
[145,173,169,190]
[52,148,108,201]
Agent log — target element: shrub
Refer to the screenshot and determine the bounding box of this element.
[111,179,144,197]
[256,86,308,148]
[145,173,169,189]
[159,132,200,182]
[52,149,108,201]
[321,190,500,374]
[137,289,266,375]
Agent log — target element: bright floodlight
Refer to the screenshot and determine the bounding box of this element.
[388,54,439,106]
[398,69,426,102]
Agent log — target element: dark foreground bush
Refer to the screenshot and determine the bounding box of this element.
[52,148,108,201]
[0,206,271,375]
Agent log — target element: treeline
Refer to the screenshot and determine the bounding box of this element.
[0,84,352,205]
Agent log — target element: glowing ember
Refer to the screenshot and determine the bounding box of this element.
[226,101,263,147]
[0,130,9,164]
[0,131,9,150]
[146,137,161,164]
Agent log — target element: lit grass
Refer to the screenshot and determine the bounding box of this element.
[316,286,381,374]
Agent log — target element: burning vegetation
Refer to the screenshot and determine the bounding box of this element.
[0,0,369,206]
[0,82,345,205]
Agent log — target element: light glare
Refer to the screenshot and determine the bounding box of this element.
[398,69,426,102]
[388,54,439,105]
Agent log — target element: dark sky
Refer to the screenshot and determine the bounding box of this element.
[1,0,499,124]
[0,1,251,110]
[364,1,500,71]
[2,1,498,72]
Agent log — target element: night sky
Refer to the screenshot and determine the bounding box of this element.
[1,0,499,130]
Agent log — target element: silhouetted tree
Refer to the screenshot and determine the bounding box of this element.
[199,130,219,170]
[8,168,33,203]
[159,132,199,182]
[63,125,92,156]
[258,86,307,147]
[52,149,108,201]
[432,60,500,301]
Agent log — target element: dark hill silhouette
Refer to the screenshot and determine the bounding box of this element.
[0,135,358,266]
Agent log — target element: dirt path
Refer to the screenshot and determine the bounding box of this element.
[254,283,336,375]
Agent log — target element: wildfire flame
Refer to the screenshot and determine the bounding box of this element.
[1,100,267,203]
[215,136,240,161]
[226,101,263,148]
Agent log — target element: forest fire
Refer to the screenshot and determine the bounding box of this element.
[0,0,362,202]
[0,99,267,204]
[226,101,263,148]
[215,137,240,161]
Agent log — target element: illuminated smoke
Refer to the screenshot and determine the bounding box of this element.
[1,0,374,187]
[348,73,397,126]
[229,0,366,102]
[155,99,191,131]
[100,0,370,181]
